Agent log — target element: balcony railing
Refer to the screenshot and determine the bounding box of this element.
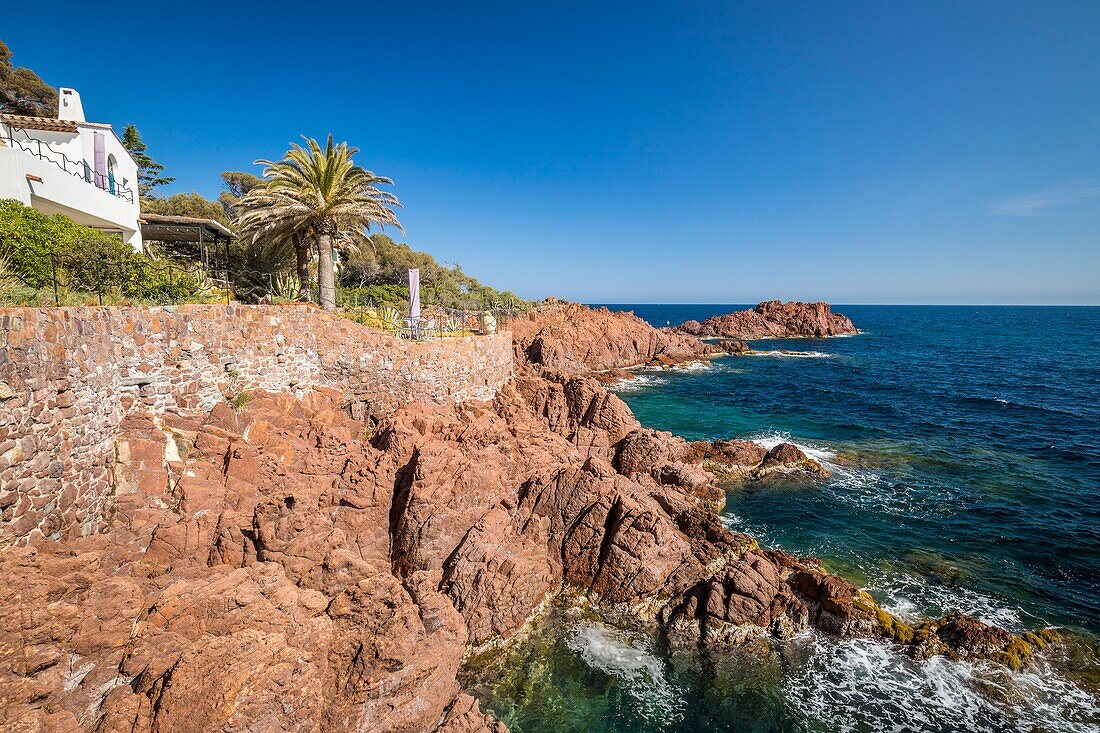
[2,123,135,204]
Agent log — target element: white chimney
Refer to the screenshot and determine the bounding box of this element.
[57,88,85,122]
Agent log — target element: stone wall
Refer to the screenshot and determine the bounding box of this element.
[0,305,512,544]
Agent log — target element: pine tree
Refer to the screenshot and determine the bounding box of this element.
[0,41,57,117]
[121,124,175,198]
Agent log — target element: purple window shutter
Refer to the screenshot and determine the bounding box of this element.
[93,132,106,189]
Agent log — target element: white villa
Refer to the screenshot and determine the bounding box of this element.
[0,88,143,251]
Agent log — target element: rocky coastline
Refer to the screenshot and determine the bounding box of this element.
[510,301,749,374]
[0,302,1060,732]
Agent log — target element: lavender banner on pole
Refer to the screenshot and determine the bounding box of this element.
[408,268,421,320]
[93,132,106,189]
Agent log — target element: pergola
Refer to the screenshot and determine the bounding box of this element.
[138,213,235,276]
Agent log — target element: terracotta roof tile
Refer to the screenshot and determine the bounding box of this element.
[0,114,79,133]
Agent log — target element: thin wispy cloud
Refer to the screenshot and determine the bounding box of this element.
[989,180,1100,216]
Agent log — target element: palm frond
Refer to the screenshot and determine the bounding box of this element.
[234,135,403,309]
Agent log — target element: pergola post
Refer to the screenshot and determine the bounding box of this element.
[223,235,232,304]
[138,214,236,294]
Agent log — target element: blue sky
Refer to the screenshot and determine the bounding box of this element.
[6,1,1099,303]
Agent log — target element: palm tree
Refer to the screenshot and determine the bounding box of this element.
[235,190,314,301]
[235,135,401,310]
[238,211,377,303]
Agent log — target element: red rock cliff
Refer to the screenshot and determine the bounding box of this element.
[510,301,734,373]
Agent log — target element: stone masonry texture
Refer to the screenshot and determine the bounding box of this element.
[0,304,513,545]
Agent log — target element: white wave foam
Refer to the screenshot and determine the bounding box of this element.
[674,360,712,372]
[750,431,838,462]
[749,432,955,518]
[749,350,833,358]
[747,432,1028,630]
[719,513,742,529]
[786,635,1100,733]
[565,621,683,726]
[608,373,669,393]
[720,513,778,547]
[867,573,1027,630]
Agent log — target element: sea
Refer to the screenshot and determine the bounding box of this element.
[465,304,1100,733]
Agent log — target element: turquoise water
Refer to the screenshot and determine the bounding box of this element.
[466,305,1100,732]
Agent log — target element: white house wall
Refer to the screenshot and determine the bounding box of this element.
[75,125,139,203]
[1,124,142,250]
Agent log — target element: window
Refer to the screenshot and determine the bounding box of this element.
[107,154,117,195]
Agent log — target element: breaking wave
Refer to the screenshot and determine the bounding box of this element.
[749,350,833,359]
[750,431,837,462]
[608,373,669,393]
[747,431,957,517]
[867,573,1029,630]
[786,635,1100,733]
[673,360,713,372]
[565,621,684,726]
[719,511,775,544]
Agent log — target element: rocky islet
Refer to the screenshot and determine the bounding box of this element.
[676,300,859,340]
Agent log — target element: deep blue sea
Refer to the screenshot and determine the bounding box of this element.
[467,305,1100,733]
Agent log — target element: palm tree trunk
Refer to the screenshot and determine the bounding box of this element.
[293,232,312,302]
[317,231,336,311]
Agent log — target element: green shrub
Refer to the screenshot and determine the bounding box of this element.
[0,198,130,287]
[337,284,409,310]
[0,198,207,303]
[337,232,532,311]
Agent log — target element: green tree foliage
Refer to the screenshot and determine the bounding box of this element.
[139,171,265,227]
[0,199,205,303]
[237,136,402,310]
[218,171,263,220]
[142,191,230,226]
[216,172,309,298]
[341,233,527,310]
[0,198,121,285]
[134,183,300,300]
[121,124,175,198]
[0,41,56,117]
[128,154,525,310]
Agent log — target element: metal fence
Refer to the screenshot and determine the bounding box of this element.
[339,296,525,339]
[1,123,136,204]
[0,243,526,338]
[1,246,220,306]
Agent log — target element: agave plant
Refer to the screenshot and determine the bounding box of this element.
[442,316,461,335]
[379,305,402,332]
[272,271,302,301]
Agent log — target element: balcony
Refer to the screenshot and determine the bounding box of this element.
[1,115,134,203]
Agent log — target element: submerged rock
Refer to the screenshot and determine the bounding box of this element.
[754,442,829,479]
[911,612,1061,670]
